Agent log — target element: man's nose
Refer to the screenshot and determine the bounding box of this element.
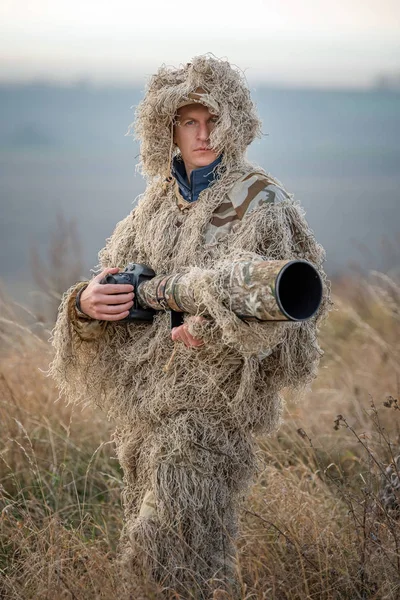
[197,122,210,141]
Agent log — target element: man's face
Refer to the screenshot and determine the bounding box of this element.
[173,104,219,176]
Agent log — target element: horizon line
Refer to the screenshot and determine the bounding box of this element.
[0,77,398,93]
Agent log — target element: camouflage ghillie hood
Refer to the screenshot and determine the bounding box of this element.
[133,54,262,178]
[49,55,331,594]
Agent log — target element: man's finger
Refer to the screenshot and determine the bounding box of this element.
[171,325,204,348]
[97,292,134,305]
[179,328,191,347]
[171,327,180,342]
[99,283,135,294]
[100,301,134,315]
[181,325,204,347]
[171,326,187,344]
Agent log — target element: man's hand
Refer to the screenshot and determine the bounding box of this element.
[171,316,207,348]
[79,267,134,321]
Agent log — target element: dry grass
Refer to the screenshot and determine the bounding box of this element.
[1,266,400,599]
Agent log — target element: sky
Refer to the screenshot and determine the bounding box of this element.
[1,0,400,87]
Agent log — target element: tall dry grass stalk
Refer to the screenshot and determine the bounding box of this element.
[29,212,84,324]
[1,259,400,598]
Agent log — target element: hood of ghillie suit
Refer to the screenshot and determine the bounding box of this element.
[134,55,262,178]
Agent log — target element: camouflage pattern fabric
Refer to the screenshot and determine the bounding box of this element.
[173,171,289,246]
[203,171,290,246]
[137,260,296,322]
[221,260,291,321]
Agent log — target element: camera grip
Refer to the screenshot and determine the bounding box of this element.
[100,264,156,323]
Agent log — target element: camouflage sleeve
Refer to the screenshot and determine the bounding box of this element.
[67,281,108,341]
[204,172,289,247]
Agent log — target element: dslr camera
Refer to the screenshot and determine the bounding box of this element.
[101,263,156,322]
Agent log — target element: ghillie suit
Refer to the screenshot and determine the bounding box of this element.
[49,56,331,598]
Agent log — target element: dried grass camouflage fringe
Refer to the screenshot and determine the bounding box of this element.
[48,54,332,598]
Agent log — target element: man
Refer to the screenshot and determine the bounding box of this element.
[50,55,330,598]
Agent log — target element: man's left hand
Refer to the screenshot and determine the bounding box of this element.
[171,316,207,348]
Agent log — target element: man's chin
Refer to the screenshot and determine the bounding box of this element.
[192,151,219,168]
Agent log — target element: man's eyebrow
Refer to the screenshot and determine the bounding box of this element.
[179,113,218,120]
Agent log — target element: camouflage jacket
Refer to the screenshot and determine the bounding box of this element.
[70,169,290,340]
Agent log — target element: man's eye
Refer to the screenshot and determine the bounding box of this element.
[185,120,195,126]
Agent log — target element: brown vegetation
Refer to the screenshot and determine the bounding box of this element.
[1,265,399,599]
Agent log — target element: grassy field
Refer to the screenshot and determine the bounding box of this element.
[1,267,400,599]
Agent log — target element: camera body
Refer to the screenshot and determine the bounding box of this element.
[100,263,156,322]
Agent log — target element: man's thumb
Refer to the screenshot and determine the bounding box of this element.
[93,266,120,282]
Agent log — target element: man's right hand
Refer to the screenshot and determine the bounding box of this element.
[79,267,135,321]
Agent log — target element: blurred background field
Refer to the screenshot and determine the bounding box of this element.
[1,0,400,598]
[1,83,400,306]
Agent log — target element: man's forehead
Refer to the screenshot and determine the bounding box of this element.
[176,104,217,119]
